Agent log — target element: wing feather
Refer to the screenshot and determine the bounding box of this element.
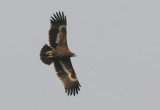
[62,12,65,20]
[58,12,62,20]
[54,58,81,96]
[56,12,61,20]
[49,11,67,48]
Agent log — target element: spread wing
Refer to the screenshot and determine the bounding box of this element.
[54,58,81,96]
[49,11,67,48]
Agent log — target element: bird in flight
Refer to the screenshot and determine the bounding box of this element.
[40,11,81,96]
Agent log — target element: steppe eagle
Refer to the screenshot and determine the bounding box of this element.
[40,11,81,96]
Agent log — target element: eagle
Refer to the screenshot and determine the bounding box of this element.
[40,11,81,96]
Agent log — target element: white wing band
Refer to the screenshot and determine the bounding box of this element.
[59,61,78,81]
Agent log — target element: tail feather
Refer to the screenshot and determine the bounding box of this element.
[40,44,54,65]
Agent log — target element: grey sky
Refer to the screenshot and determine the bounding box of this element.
[0,0,160,110]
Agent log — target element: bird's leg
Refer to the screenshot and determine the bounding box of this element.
[46,48,55,58]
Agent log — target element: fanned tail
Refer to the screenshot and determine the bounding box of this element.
[40,44,54,65]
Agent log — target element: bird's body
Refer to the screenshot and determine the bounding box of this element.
[40,11,81,96]
[48,46,74,58]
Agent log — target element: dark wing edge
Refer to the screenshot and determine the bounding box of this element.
[54,58,81,96]
[49,11,67,48]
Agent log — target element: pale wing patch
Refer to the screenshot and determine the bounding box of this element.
[55,25,66,43]
[56,33,61,43]
[59,61,78,81]
[59,25,66,31]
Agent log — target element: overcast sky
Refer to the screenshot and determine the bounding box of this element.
[0,0,160,110]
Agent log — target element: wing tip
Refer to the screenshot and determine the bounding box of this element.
[65,82,81,96]
[50,11,66,25]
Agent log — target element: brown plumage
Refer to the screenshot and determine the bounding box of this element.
[40,11,81,96]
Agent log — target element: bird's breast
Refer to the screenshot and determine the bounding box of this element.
[55,48,72,57]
